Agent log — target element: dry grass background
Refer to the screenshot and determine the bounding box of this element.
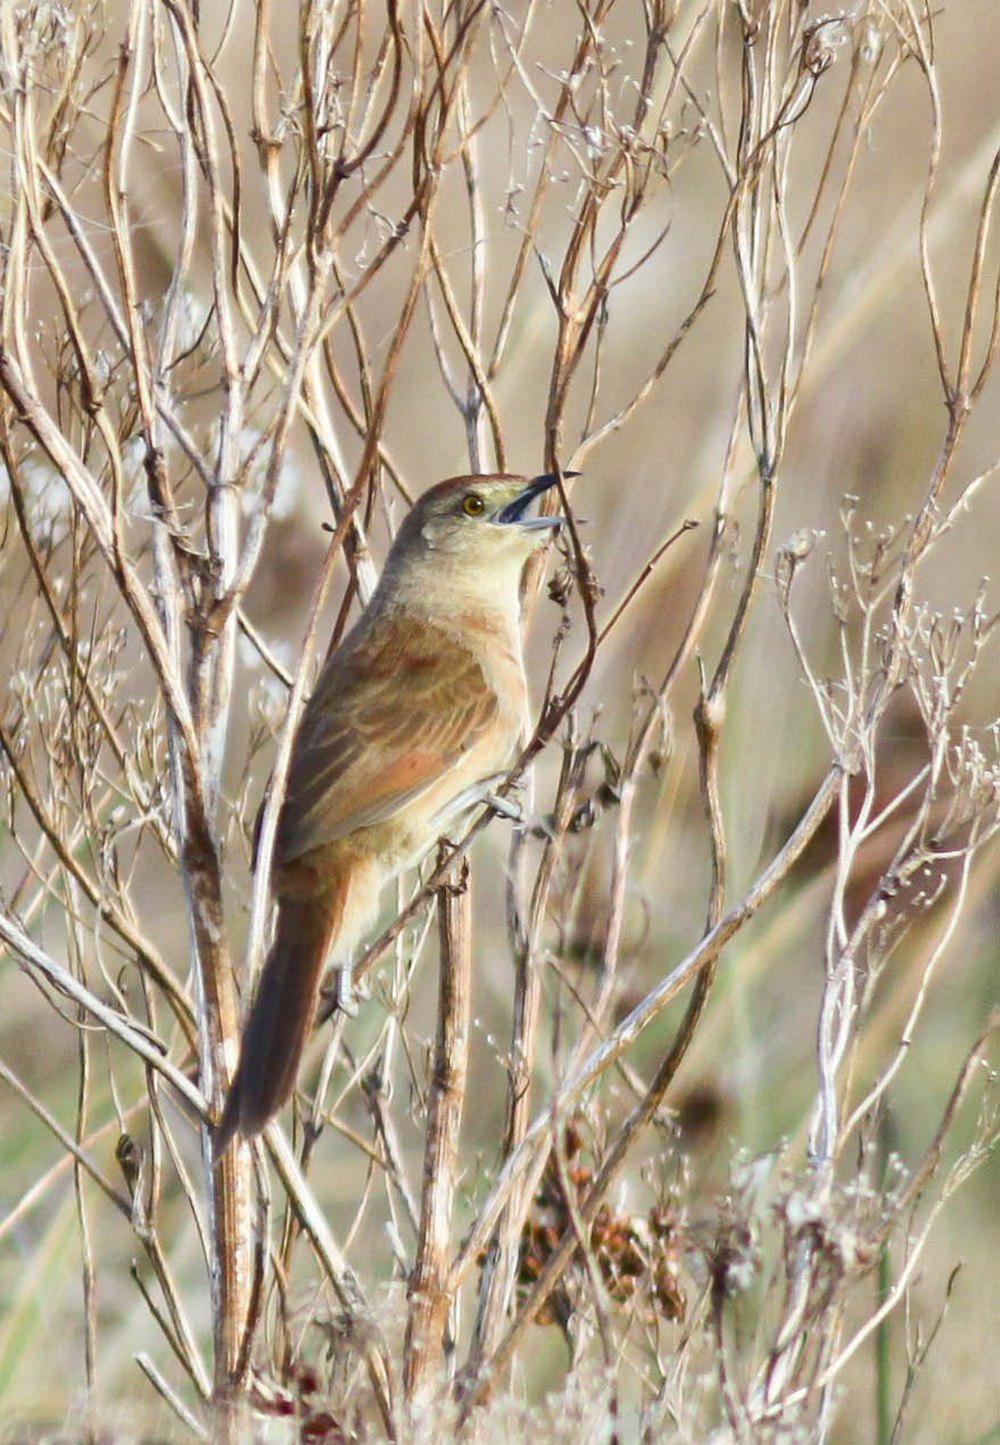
[0,0,997,1440]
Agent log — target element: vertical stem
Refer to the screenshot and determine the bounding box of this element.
[182,787,254,1428]
[403,854,473,1410]
[74,1008,98,1401]
[875,1242,892,1445]
[875,1105,895,1445]
[466,737,583,1372]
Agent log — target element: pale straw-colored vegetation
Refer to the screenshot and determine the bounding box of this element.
[0,1,997,1440]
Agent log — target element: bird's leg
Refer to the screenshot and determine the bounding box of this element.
[484,790,523,822]
[329,960,359,1017]
[429,772,524,832]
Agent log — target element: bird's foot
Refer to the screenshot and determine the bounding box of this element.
[484,790,524,823]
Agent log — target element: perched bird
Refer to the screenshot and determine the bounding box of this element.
[217,471,568,1149]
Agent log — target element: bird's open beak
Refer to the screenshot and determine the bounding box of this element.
[494,471,580,529]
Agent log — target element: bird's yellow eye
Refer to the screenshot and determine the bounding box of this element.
[462,493,486,517]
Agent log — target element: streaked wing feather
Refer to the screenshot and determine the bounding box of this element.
[276,614,501,861]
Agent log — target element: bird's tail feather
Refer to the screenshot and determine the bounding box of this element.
[216,876,348,1152]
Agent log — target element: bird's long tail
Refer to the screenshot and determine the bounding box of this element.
[216,874,349,1152]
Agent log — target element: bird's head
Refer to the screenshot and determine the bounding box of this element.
[378,472,579,615]
[397,471,575,566]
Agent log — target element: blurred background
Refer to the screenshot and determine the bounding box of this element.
[0,0,997,1439]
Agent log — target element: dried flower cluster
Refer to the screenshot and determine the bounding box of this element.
[517,1125,686,1329]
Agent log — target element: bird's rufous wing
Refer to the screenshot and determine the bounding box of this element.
[275,613,502,863]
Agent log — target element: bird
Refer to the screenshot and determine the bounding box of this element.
[216,471,570,1150]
